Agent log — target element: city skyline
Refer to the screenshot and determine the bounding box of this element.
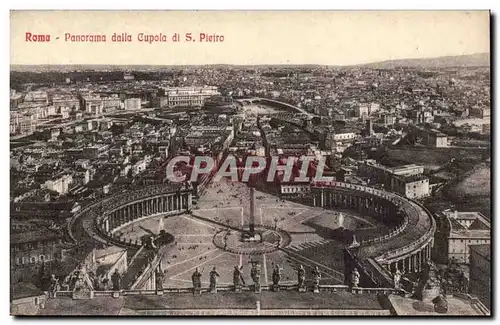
[8,52,492,69]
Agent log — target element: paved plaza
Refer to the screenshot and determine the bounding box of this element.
[117,178,390,288]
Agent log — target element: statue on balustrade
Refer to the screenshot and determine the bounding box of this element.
[350,268,360,289]
[459,272,469,293]
[191,267,202,293]
[61,275,71,291]
[88,271,99,291]
[111,269,121,291]
[272,264,282,291]
[312,266,321,292]
[416,261,441,301]
[233,265,245,290]
[48,274,59,298]
[250,261,261,291]
[441,277,454,295]
[155,268,164,291]
[209,266,220,293]
[102,277,109,291]
[141,234,155,249]
[393,269,402,290]
[432,294,449,314]
[297,265,306,289]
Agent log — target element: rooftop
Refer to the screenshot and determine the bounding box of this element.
[37,291,385,316]
[398,174,429,183]
[10,228,62,245]
[11,282,45,301]
[388,294,485,316]
[469,244,490,260]
[94,246,127,260]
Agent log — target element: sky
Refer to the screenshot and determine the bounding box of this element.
[10,10,490,66]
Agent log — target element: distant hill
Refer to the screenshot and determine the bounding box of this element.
[357,53,490,69]
[10,53,490,72]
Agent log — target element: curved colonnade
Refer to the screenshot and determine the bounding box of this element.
[310,182,435,275]
[92,183,193,247]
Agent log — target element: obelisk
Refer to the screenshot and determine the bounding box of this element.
[249,187,255,235]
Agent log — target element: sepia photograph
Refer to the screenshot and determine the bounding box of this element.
[8,10,492,316]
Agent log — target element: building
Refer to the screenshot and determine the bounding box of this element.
[83,96,104,116]
[410,110,434,124]
[427,130,448,148]
[24,91,48,105]
[102,96,122,111]
[12,114,38,135]
[324,128,357,149]
[410,125,448,148]
[355,104,369,118]
[390,174,430,199]
[160,86,220,108]
[11,228,65,266]
[280,183,311,196]
[433,211,491,264]
[332,131,356,142]
[74,169,91,185]
[132,160,147,176]
[358,162,429,199]
[383,114,396,126]
[469,107,490,119]
[390,164,425,177]
[52,96,80,111]
[184,126,234,150]
[60,107,70,119]
[124,98,141,110]
[10,112,19,134]
[10,282,46,315]
[10,91,24,108]
[369,102,380,113]
[124,72,135,80]
[366,119,373,136]
[83,145,110,158]
[44,174,73,195]
[469,244,491,310]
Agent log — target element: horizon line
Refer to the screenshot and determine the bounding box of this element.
[10,52,490,68]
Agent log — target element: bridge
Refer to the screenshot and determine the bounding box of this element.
[235,97,314,118]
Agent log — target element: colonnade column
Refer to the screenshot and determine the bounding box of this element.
[187,193,192,210]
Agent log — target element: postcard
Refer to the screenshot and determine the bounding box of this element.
[9,10,491,316]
